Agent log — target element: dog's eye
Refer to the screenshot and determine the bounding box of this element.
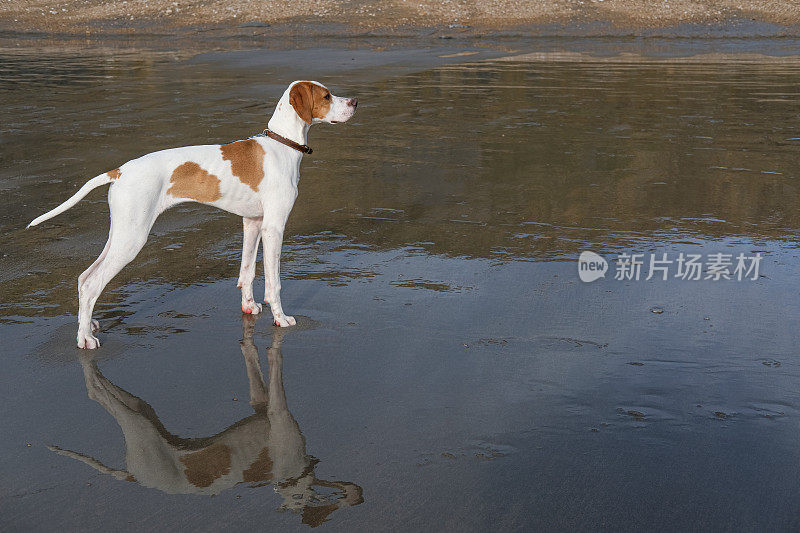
[324,94,331,100]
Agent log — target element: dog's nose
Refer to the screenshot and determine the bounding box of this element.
[348,98,358,108]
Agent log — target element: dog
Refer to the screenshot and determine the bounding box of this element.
[49,315,364,525]
[27,80,357,349]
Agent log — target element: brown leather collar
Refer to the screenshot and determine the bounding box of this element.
[261,129,312,154]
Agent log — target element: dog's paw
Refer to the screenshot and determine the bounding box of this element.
[242,300,262,315]
[91,319,100,333]
[273,315,296,327]
[77,332,100,349]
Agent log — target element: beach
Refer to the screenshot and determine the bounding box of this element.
[2,4,800,531]
[3,0,800,36]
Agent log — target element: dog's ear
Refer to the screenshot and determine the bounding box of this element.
[289,82,314,125]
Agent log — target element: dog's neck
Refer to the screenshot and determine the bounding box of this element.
[267,90,310,148]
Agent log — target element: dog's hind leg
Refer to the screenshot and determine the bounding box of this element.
[79,232,111,289]
[78,232,112,333]
[238,216,263,314]
[77,230,149,349]
[76,200,158,349]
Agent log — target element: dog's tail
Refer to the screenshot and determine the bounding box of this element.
[47,445,133,481]
[27,172,114,228]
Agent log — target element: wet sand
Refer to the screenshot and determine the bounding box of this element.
[3,31,800,531]
[3,0,800,37]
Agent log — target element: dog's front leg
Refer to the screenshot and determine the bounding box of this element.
[240,315,268,408]
[238,216,263,314]
[261,223,296,327]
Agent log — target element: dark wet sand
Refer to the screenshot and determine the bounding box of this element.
[3,36,800,531]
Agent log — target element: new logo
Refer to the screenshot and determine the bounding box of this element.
[578,251,608,282]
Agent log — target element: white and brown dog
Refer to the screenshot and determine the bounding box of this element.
[28,80,357,349]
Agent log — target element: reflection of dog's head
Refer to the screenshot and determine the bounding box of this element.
[275,469,365,528]
[48,314,364,526]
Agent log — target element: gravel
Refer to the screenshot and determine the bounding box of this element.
[2,0,800,35]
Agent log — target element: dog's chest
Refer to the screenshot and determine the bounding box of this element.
[215,141,298,216]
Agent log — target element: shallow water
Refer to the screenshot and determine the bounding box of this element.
[3,44,800,530]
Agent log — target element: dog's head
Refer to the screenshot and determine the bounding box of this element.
[288,81,357,125]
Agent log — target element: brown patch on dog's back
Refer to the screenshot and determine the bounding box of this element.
[179,443,232,488]
[167,161,222,202]
[220,139,265,192]
[242,447,274,483]
[107,168,122,180]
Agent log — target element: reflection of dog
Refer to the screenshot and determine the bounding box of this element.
[27,81,358,349]
[49,315,363,527]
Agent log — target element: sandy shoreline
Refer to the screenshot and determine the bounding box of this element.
[2,0,800,38]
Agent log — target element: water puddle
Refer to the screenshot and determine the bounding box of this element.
[3,46,800,530]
